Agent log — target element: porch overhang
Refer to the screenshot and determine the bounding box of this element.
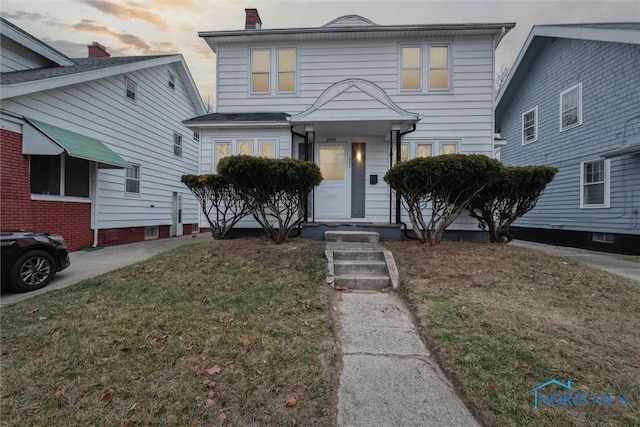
[290,118,417,138]
[601,143,640,158]
[23,119,130,169]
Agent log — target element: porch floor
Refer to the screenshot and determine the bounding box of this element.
[300,222,402,241]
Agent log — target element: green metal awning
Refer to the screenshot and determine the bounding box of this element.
[26,119,130,169]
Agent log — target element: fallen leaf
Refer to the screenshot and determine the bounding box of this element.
[206,365,221,375]
[378,287,391,293]
[226,361,236,370]
[487,383,496,393]
[51,331,62,337]
[189,362,200,372]
[150,335,169,346]
[217,316,232,325]
[334,285,349,291]
[218,412,229,423]
[558,338,569,345]
[5,348,17,356]
[285,263,292,268]
[121,420,137,427]
[204,398,215,408]
[26,308,39,315]
[55,386,67,396]
[119,348,132,355]
[203,380,216,389]
[202,298,210,305]
[99,388,114,402]
[33,350,44,359]
[284,395,297,407]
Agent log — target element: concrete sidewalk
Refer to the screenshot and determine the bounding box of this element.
[509,240,639,281]
[335,291,478,427]
[1,233,210,306]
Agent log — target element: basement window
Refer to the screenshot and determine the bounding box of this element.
[145,226,159,240]
[592,233,614,244]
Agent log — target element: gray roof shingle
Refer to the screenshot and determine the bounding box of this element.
[1,55,172,85]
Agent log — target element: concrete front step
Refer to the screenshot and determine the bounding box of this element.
[335,274,391,290]
[332,250,386,261]
[334,259,389,276]
[325,231,380,244]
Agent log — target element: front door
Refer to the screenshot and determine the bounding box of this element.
[315,143,349,219]
[172,192,183,237]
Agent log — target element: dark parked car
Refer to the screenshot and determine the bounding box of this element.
[1,231,70,293]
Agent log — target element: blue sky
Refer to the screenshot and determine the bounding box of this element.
[2,0,639,99]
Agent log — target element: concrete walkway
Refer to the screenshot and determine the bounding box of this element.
[509,240,639,281]
[335,291,478,427]
[1,233,210,306]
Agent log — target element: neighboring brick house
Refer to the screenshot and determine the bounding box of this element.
[495,23,640,254]
[185,9,514,239]
[1,18,205,251]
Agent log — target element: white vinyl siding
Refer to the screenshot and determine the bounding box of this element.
[2,62,201,228]
[522,106,538,145]
[580,159,610,208]
[560,83,582,131]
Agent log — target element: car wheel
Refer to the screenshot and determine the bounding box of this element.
[10,250,56,293]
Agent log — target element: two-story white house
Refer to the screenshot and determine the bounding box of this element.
[185,9,514,239]
[1,18,205,251]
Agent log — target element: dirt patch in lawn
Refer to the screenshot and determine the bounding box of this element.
[385,240,640,427]
[1,238,339,426]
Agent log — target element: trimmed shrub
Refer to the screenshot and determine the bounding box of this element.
[218,155,322,243]
[385,154,502,244]
[181,174,250,239]
[468,165,558,243]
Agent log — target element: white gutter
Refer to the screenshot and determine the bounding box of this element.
[494,26,507,49]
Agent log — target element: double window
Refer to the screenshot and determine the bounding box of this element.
[214,138,277,171]
[251,48,297,94]
[560,83,582,131]
[522,106,538,145]
[30,154,90,198]
[400,44,450,92]
[580,159,609,208]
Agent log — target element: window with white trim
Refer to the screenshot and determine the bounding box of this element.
[215,141,231,170]
[429,45,450,91]
[173,132,183,157]
[251,49,270,94]
[259,140,276,158]
[145,226,159,240]
[440,141,458,154]
[214,138,279,171]
[401,46,421,91]
[391,143,409,163]
[237,140,253,156]
[580,159,609,208]
[592,232,614,244]
[30,154,90,198]
[168,72,175,90]
[522,106,538,144]
[560,83,582,131]
[125,77,137,101]
[125,164,141,194]
[277,48,296,93]
[416,143,433,158]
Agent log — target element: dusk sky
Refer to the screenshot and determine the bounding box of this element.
[2,0,639,101]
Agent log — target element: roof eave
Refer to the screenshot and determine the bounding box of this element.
[0,18,74,67]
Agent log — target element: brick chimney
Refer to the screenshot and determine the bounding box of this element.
[245,8,262,30]
[88,42,110,58]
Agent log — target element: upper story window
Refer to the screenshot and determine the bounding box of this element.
[277,48,296,93]
[251,49,270,94]
[580,159,609,208]
[522,106,538,145]
[125,77,137,101]
[168,72,176,90]
[173,133,183,157]
[429,45,450,91]
[125,164,141,194]
[401,46,421,91]
[560,83,582,131]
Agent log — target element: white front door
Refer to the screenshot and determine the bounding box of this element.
[315,143,349,219]
[172,192,183,237]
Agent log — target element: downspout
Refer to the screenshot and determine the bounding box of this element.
[291,126,308,234]
[92,164,99,247]
[396,124,416,224]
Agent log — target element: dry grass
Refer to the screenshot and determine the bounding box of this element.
[1,238,338,427]
[385,241,640,427]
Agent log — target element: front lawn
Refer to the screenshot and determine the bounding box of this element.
[1,238,338,426]
[386,241,639,427]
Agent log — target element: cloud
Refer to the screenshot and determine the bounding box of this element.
[66,19,178,55]
[78,0,169,29]
[42,39,89,58]
[1,11,50,21]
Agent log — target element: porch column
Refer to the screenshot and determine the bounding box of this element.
[390,127,401,224]
[305,125,315,223]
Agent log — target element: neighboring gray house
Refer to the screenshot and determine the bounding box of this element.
[495,23,640,255]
